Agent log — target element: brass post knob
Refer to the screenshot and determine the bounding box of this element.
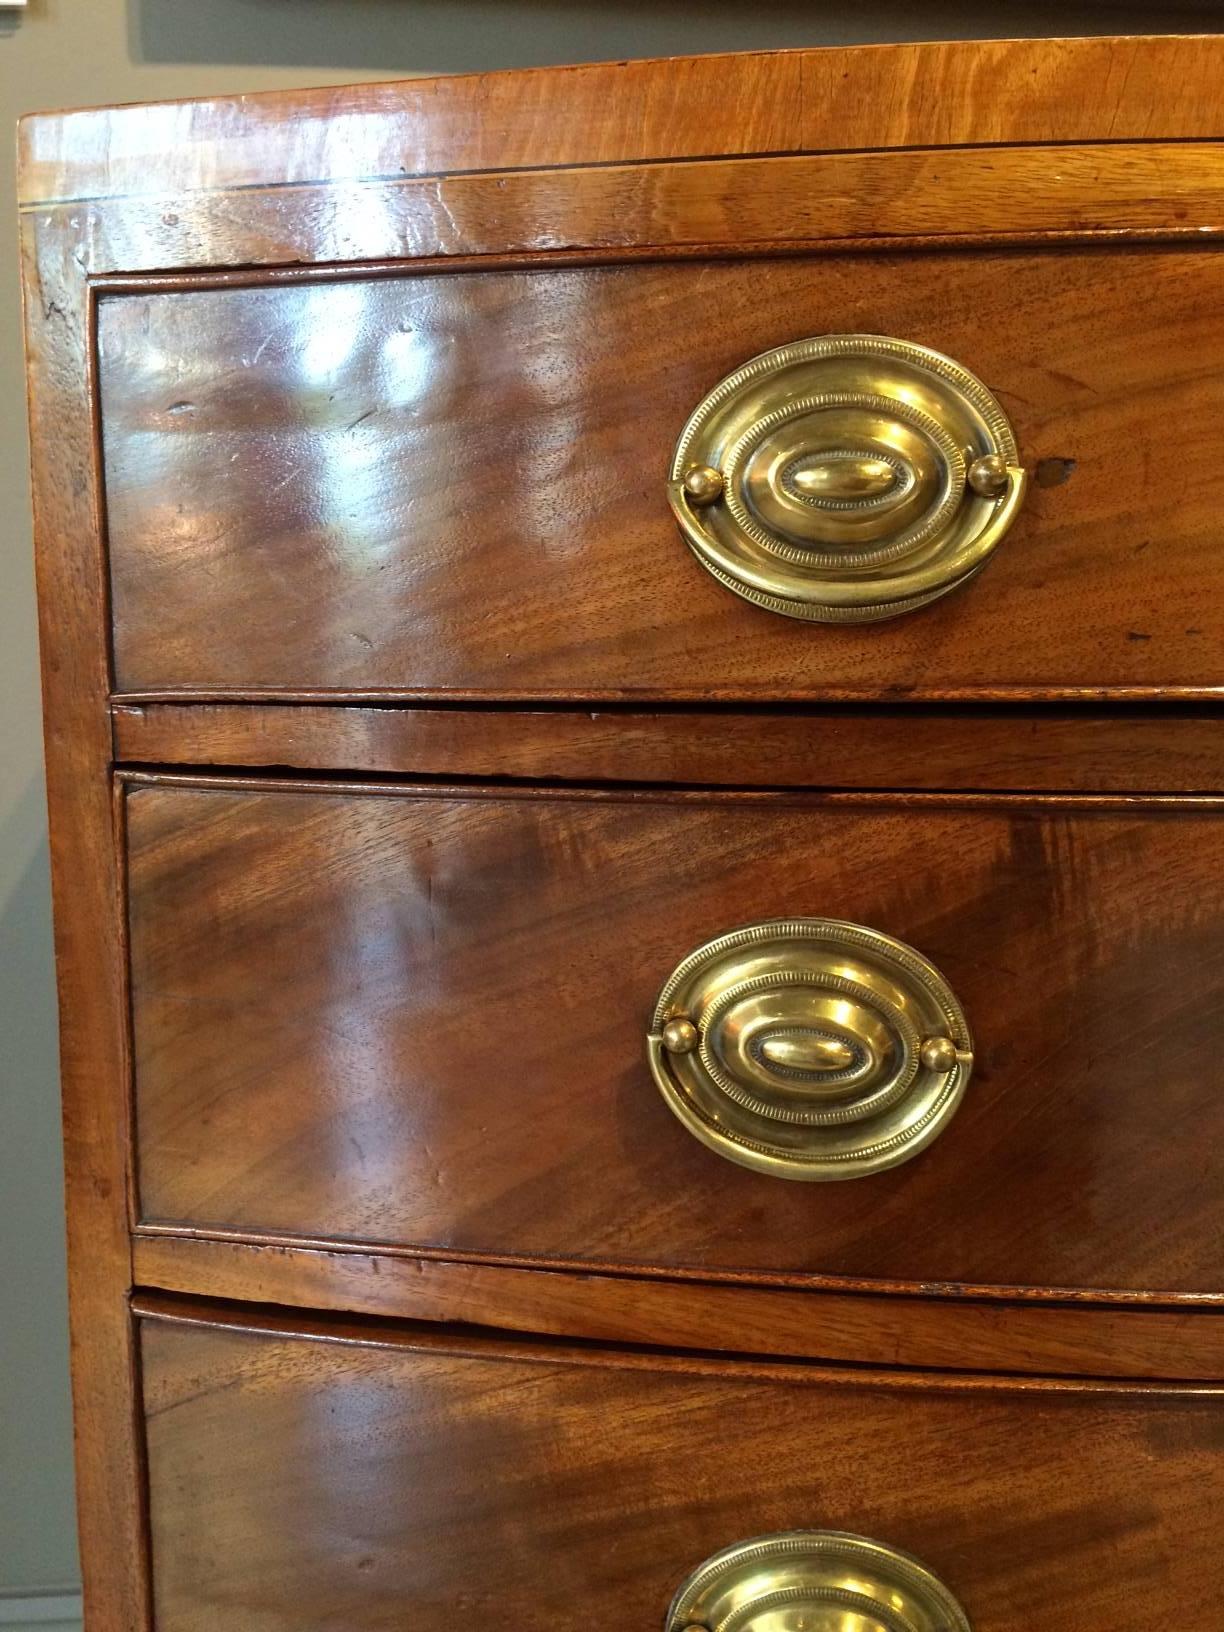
[667,1531,972,1632]
[647,918,972,1181]
[667,333,1026,622]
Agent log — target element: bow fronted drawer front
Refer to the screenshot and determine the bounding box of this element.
[137,1299,1224,1632]
[98,240,1224,703]
[125,775,1224,1301]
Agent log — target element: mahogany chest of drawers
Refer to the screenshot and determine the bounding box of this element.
[19,34,1224,1630]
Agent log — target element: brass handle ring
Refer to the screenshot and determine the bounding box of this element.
[668,333,1025,622]
[667,1530,972,1632]
[648,918,972,1181]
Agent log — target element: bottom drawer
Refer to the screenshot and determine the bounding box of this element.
[139,1301,1222,1630]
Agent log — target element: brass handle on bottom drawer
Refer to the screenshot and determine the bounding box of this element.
[648,918,972,1181]
[668,332,1026,622]
[667,1531,972,1632]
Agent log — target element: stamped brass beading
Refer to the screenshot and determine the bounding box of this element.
[666,1530,972,1632]
[647,918,972,1181]
[668,334,1025,621]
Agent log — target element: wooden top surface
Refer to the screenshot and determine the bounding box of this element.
[18,34,1224,206]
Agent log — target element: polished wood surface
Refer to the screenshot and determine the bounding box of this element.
[30,144,1224,303]
[18,184,149,1632]
[23,40,1224,1630]
[20,36,1224,205]
[139,1299,1224,1632]
[126,776,1224,1298]
[134,1235,1224,1381]
[114,701,1224,792]
[99,249,1224,699]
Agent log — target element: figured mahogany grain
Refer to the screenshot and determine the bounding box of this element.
[113,701,1224,792]
[138,1300,1224,1632]
[132,1235,1224,1381]
[19,36,1224,204]
[74,142,1224,281]
[21,35,1224,1632]
[30,144,1224,307]
[98,247,1224,699]
[126,777,1224,1298]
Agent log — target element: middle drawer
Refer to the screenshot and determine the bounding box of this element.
[125,776,1224,1297]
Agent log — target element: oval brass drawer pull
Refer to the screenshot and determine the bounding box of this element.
[668,333,1025,622]
[667,1530,972,1632]
[647,917,972,1181]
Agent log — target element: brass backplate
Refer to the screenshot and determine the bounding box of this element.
[667,1530,972,1632]
[668,334,1025,622]
[648,918,972,1181]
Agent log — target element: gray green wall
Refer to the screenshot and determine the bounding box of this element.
[0,0,1215,1609]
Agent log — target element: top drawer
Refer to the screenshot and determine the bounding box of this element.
[98,245,1224,701]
